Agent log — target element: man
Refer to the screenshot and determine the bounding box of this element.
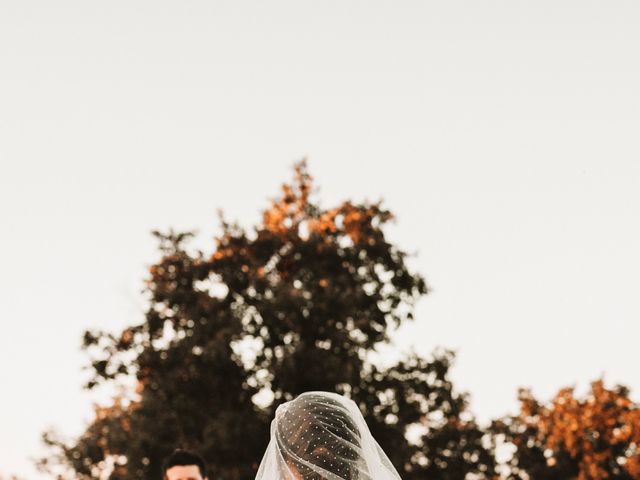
[162,449,208,480]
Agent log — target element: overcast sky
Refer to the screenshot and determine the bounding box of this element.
[2,1,640,478]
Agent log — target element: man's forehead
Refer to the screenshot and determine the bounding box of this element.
[165,464,204,480]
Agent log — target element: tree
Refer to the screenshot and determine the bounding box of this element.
[493,379,640,480]
[41,161,495,480]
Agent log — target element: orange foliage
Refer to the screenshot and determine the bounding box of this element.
[521,380,640,480]
[262,160,313,235]
[307,207,340,236]
[261,160,391,247]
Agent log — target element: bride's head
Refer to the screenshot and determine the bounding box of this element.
[255,391,401,480]
[274,392,363,479]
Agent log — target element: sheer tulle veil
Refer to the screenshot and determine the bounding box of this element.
[255,391,402,480]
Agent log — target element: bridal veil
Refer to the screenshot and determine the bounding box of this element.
[255,391,402,480]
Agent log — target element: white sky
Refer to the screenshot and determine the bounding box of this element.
[1,1,639,478]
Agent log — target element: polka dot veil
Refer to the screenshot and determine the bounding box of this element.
[255,392,402,480]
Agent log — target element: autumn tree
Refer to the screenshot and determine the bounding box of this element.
[493,379,640,480]
[41,161,495,480]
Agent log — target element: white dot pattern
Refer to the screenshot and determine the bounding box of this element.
[254,392,402,480]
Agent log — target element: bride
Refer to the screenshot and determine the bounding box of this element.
[255,391,402,480]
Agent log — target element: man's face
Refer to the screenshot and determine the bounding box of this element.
[165,465,207,480]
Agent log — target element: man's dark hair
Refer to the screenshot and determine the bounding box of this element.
[162,449,207,478]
